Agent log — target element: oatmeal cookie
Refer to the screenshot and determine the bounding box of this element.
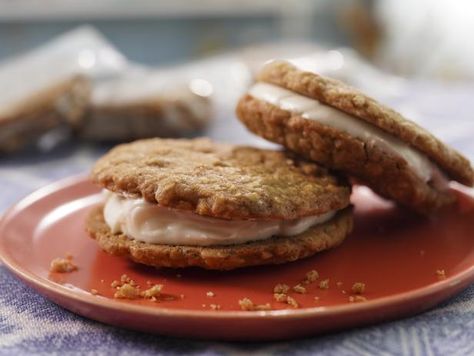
[236,60,473,213]
[87,206,353,270]
[91,138,351,220]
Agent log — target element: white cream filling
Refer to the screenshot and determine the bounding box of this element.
[249,82,436,183]
[103,192,336,246]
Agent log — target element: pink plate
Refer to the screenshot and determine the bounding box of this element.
[0,175,473,341]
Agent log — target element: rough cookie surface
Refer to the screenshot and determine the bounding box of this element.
[237,95,457,214]
[86,206,353,270]
[92,138,351,220]
[256,60,473,186]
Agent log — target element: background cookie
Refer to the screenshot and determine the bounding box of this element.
[77,73,212,141]
[0,76,90,153]
[237,60,474,214]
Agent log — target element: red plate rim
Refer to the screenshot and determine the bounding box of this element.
[0,174,473,321]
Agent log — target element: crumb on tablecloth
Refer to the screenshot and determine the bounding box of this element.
[206,291,215,297]
[90,289,99,295]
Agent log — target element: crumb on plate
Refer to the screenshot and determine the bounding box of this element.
[49,256,78,273]
[349,295,367,303]
[273,293,288,302]
[319,279,330,289]
[238,298,271,311]
[436,269,446,279]
[304,270,319,284]
[286,296,299,308]
[141,284,163,299]
[292,284,307,294]
[352,282,365,294]
[273,283,290,294]
[114,283,140,299]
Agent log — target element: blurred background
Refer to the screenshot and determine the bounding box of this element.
[1,0,474,80]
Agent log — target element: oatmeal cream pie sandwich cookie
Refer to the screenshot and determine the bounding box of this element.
[236,59,474,214]
[87,138,352,270]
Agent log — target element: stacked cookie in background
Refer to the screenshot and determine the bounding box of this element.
[0,27,213,154]
[236,59,474,214]
[87,56,473,271]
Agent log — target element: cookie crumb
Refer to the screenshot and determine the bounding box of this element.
[314,296,320,302]
[292,284,307,294]
[111,280,120,288]
[304,270,319,284]
[100,279,105,284]
[319,279,329,289]
[349,295,367,303]
[90,289,99,295]
[336,281,343,288]
[206,291,215,297]
[342,290,347,294]
[180,294,185,299]
[238,298,271,311]
[273,293,288,302]
[273,283,290,294]
[114,283,140,299]
[49,257,78,273]
[352,282,365,294]
[210,304,221,310]
[238,298,253,311]
[436,269,446,279]
[202,304,206,308]
[141,284,163,299]
[286,296,299,308]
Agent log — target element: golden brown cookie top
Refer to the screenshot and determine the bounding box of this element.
[257,60,474,186]
[92,138,351,220]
